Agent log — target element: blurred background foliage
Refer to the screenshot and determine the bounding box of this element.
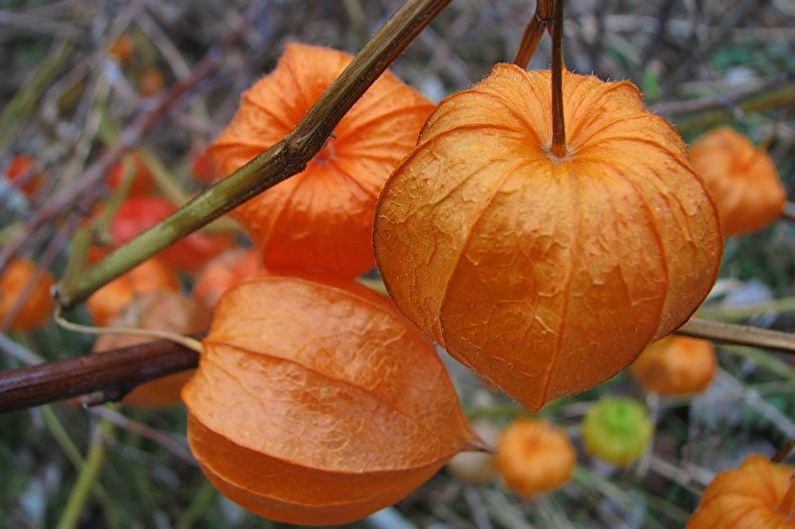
[1,0,794,528]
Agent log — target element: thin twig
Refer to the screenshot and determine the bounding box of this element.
[550,0,566,158]
[513,0,553,69]
[677,318,795,355]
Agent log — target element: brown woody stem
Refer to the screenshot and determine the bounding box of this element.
[54,0,452,309]
[550,0,566,158]
[676,318,795,354]
[2,317,795,414]
[513,0,553,68]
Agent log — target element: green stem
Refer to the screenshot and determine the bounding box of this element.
[722,345,795,380]
[40,405,84,467]
[55,0,452,309]
[56,418,113,529]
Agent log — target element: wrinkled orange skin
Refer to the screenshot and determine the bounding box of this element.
[87,257,179,326]
[5,154,42,196]
[687,454,795,529]
[495,419,575,498]
[632,336,716,395]
[210,43,434,277]
[94,292,207,406]
[690,127,786,237]
[0,258,54,332]
[183,273,476,525]
[107,151,153,197]
[193,249,260,311]
[375,65,723,410]
[111,197,234,272]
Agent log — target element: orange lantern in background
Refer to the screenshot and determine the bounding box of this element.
[106,151,153,197]
[375,65,722,410]
[193,249,261,311]
[495,419,575,498]
[686,454,795,529]
[631,336,716,396]
[0,258,54,332]
[209,43,434,277]
[183,273,478,525]
[94,292,208,407]
[4,154,43,197]
[689,127,786,236]
[87,257,179,326]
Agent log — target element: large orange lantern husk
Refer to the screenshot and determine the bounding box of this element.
[689,127,786,237]
[209,43,434,278]
[631,336,716,396]
[495,419,575,498]
[0,258,54,332]
[686,454,795,528]
[375,65,723,410]
[182,273,478,525]
[94,292,208,407]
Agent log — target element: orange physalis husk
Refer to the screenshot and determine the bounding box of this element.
[0,258,54,332]
[375,65,723,410]
[87,257,179,326]
[182,273,479,526]
[193,248,261,311]
[106,151,153,197]
[5,154,43,197]
[94,292,208,407]
[686,454,795,529]
[689,126,786,237]
[495,419,575,499]
[209,43,434,277]
[631,336,716,396]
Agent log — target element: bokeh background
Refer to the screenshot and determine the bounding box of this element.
[1,0,794,528]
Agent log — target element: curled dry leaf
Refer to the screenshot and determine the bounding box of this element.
[495,419,575,498]
[0,258,54,332]
[193,248,260,311]
[631,336,716,396]
[110,197,235,272]
[209,43,434,277]
[686,454,795,529]
[87,256,179,326]
[375,65,722,410]
[94,291,208,407]
[182,273,478,525]
[689,127,786,237]
[582,397,652,467]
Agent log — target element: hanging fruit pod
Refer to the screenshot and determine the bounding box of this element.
[375,65,722,410]
[0,258,54,332]
[631,336,716,396]
[106,151,153,197]
[93,292,208,407]
[686,454,795,529]
[182,273,479,525]
[689,127,786,237]
[581,397,652,466]
[495,419,575,498]
[209,43,434,277]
